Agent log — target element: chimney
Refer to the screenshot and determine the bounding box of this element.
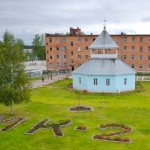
[70,27,81,35]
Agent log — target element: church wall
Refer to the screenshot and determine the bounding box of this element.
[72,74,135,93]
[72,74,117,93]
[116,74,135,92]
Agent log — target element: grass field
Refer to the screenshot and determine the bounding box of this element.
[0,79,150,150]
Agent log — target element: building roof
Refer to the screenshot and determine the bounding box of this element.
[45,33,150,38]
[89,29,119,49]
[72,59,135,76]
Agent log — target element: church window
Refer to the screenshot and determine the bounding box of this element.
[124,78,127,85]
[93,78,98,85]
[79,77,81,84]
[106,79,110,86]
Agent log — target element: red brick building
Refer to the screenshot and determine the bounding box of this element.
[45,27,150,72]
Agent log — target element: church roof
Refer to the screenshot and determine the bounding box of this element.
[72,59,135,76]
[89,29,118,49]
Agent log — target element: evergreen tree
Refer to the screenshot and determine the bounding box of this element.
[0,31,30,114]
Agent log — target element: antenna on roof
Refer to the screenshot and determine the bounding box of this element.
[104,18,106,30]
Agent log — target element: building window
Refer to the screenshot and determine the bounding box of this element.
[123,55,127,60]
[70,42,74,46]
[131,55,135,60]
[131,46,135,51]
[123,37,127,42]
[64,63,66,66]
[139,64,142,69]
[139,55,142,60]
[148,65,150,70]
[85,55,88,60]
[148,46,150,52]
[64,55,66,59]
[124,78,127,85]
[78,55,81,59]
[140,37,143,43]
[123,46,127,50]
[131,64,134,68]
[93,38,95,41]
[139,46,143,52]
[56,46,59,50]
[132,36,135,42]
[148,56,150,60]
[116,39,119,43]
[85,46,88,51]
[63,37,67,42]
[49,38,52,42]
[78,46,81,51]
[79,77,81,84]
[85,37,88,42]
[106,79,110,86]
[71,51,73,55]
[56,55,59,59]
[63,46,66,51]
[148,38,150,43]
[77,37,80,42]
[50,47,52,51]
[50,55,52,59]
[93,78,98,85]
[71,59,74,64]
[56,37,60,42]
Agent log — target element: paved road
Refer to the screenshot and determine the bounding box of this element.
[31,74,68,88]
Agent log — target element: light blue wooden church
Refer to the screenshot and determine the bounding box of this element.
[72,26,135,93]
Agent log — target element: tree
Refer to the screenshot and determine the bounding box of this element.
[0,31,30,114]
[32,34,45,60]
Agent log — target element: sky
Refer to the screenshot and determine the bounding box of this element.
[1,0,150,45]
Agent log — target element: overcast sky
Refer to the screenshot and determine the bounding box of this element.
[1,0,150,45]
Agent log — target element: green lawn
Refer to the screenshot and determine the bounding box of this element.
[0,79,150,150]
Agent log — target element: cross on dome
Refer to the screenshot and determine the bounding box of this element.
[104,19,106,30]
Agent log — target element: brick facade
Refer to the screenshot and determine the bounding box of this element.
[45,28,150,72]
